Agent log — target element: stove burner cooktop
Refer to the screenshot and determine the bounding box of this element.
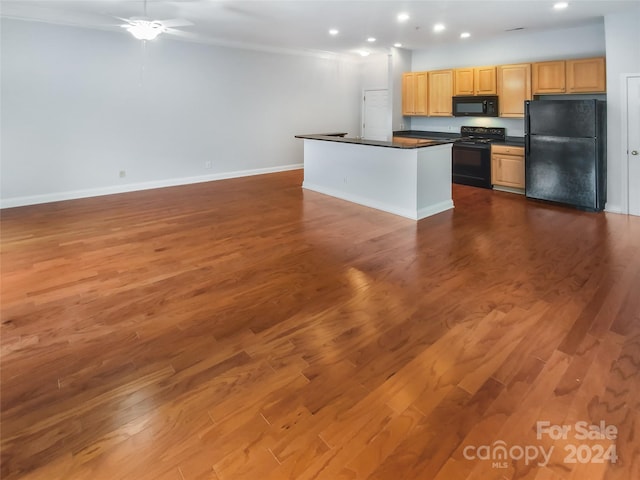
[459,126,506,143]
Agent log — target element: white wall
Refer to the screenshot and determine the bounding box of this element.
[604,9,640,213]
[0,19,363,207]
[361,53,389,91]
[390,47,412,132]
[409,22,607,137]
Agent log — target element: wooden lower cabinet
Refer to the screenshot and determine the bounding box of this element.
[491,145,525,189]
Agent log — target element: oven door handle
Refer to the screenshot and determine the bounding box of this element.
[454,142,491,149]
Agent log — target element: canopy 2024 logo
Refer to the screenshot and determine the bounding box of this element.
[463,420,618,469]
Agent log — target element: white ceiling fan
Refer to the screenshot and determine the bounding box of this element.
[119,0,193,41]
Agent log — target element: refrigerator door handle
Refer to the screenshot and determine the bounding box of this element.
[524,101,531,157]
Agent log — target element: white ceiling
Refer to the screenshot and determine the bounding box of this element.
[1,0,638,56]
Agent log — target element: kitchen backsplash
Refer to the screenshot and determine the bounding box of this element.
[404,117,525,137]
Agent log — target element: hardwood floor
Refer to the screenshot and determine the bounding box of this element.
[1,170,639,480]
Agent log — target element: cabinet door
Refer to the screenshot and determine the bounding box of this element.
[402,72,428,115]
[491,153,525,188]
[497,64,531,118]
[454,68,475,96]
[414,72,428,115]
[566,57,606,93]
[428,70,454,116]
[402,73,415,115]
[475,66,497,95]
[532,60,566,94]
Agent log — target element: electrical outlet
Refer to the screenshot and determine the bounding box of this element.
[119,170,126,178]
[204,161,212,169]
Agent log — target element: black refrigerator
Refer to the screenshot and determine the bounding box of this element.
[525,99,606,211]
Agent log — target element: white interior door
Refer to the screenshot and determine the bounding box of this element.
[628,76,640,216]
[363,89,389,141]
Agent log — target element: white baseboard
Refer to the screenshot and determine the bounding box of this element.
[1,164,303,209]
[416,200,455,219]
[604,203,625,214]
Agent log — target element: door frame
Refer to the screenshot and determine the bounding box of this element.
[620,73,640,215]
[361,88,391,140]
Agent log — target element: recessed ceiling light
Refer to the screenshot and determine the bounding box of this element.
[394,42,403,48]
[329,28,339,35]
[397,13,410,22]
[359,50,371,57]
[553,2,568,9]
[460,32,471,39]
[367,37,376,42]
[433,23,446,33]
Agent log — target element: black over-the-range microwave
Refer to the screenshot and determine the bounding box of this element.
[452,95,499,117]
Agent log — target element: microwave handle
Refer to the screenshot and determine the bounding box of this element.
[482,100,487,113]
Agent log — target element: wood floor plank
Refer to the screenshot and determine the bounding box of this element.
[2,170,639,480]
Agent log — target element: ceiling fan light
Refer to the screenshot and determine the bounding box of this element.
[126,21,166,40]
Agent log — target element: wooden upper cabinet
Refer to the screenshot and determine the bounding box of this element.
[533,57,606,94]
[475,66,497,95]
[454,66,496,95]
[532,60,566,94]
[497,63,531,118]
[402,72,428,116]
[402,73,414,115]
[414,72,428,115]
[566,57,606,93]
[454,68,475,95]
[428,69,454,116]
[404,56,605,118]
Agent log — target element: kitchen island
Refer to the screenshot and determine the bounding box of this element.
[295,133,454,220]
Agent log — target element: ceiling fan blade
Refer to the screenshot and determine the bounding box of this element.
[114,16,136,26]
[164,28,200,40]
[159,19,194,28]
[223,4,270,21]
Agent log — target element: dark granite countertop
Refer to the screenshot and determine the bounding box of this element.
[499,136,526,147]
[297,131,523,149]
[393,130,525,147]
[393,130,461,140]
[296,133,455,149]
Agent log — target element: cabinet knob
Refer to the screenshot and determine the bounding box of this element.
[632,150,639,156]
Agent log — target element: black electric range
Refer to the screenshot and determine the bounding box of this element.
[452,126,506,189]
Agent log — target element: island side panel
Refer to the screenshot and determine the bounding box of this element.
[416,144,454,219]
[302,139,419,219]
